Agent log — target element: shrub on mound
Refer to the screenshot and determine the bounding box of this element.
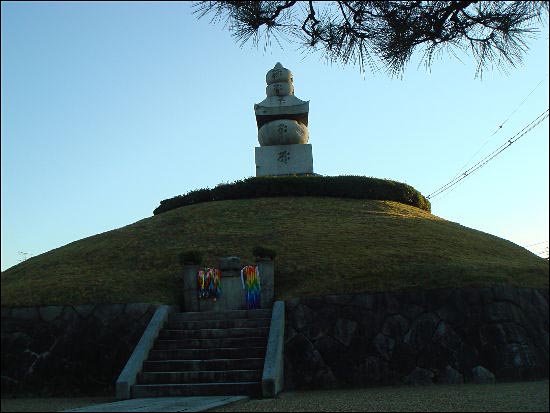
[153,175,431,215]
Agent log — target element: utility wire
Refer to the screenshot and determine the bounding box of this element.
[524,241,548,257]
[427,108,549,200]
[447,75,548,184]
[524,241,548,247]
[428,108,549,199]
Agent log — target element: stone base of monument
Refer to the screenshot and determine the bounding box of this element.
[255,144,313,176]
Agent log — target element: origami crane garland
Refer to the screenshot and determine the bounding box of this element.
[197,268,221,301]
[196,265,261,309]
[241,265,261,309]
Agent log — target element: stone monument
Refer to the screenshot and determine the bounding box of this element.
[254,62,314,176]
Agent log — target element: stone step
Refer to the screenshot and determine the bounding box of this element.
[166,317,271,330]
[148,347,266,361]
[159,327,269,340]
[153,336,267,350]
[137,369,262,384]
[169,309,272,322]
[131,382,261,398]
[142,358,265,372]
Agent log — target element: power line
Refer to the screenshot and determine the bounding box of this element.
[496,75,548,132]
[524,241,549,248]
[427,108,549,200]
[427,108,548,199]
[524,241,549,257]
[444,75,548,187]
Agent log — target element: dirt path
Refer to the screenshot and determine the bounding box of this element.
[0,397,115,412]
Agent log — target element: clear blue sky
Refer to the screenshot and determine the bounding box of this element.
[2,1,549,271]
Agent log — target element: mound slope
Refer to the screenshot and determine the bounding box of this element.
[1,197,547,306]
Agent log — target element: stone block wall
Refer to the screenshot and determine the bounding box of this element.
[284,286,549,389]
[1,303,159,397]
[3,285,547,397]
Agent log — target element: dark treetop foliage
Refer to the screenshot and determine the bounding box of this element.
[193,1,548,77]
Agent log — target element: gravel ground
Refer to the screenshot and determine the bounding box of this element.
[209,380,549,412]
[1,380,548,412]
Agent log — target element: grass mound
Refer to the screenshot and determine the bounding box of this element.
[153,175,431,215]
[1,197,547,307]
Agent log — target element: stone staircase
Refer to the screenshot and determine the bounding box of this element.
[131,308,272,398]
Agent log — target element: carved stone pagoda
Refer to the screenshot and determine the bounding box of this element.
[254,62,314,176]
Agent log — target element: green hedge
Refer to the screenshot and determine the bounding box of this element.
[153,175,431,215]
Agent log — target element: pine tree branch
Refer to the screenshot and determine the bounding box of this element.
[193,1,549,77]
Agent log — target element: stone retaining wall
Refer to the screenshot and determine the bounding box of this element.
[2,286,548,397]
[1,303,159,397]
[284,286,549,389]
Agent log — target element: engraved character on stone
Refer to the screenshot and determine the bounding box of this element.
[277,150,290,164]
